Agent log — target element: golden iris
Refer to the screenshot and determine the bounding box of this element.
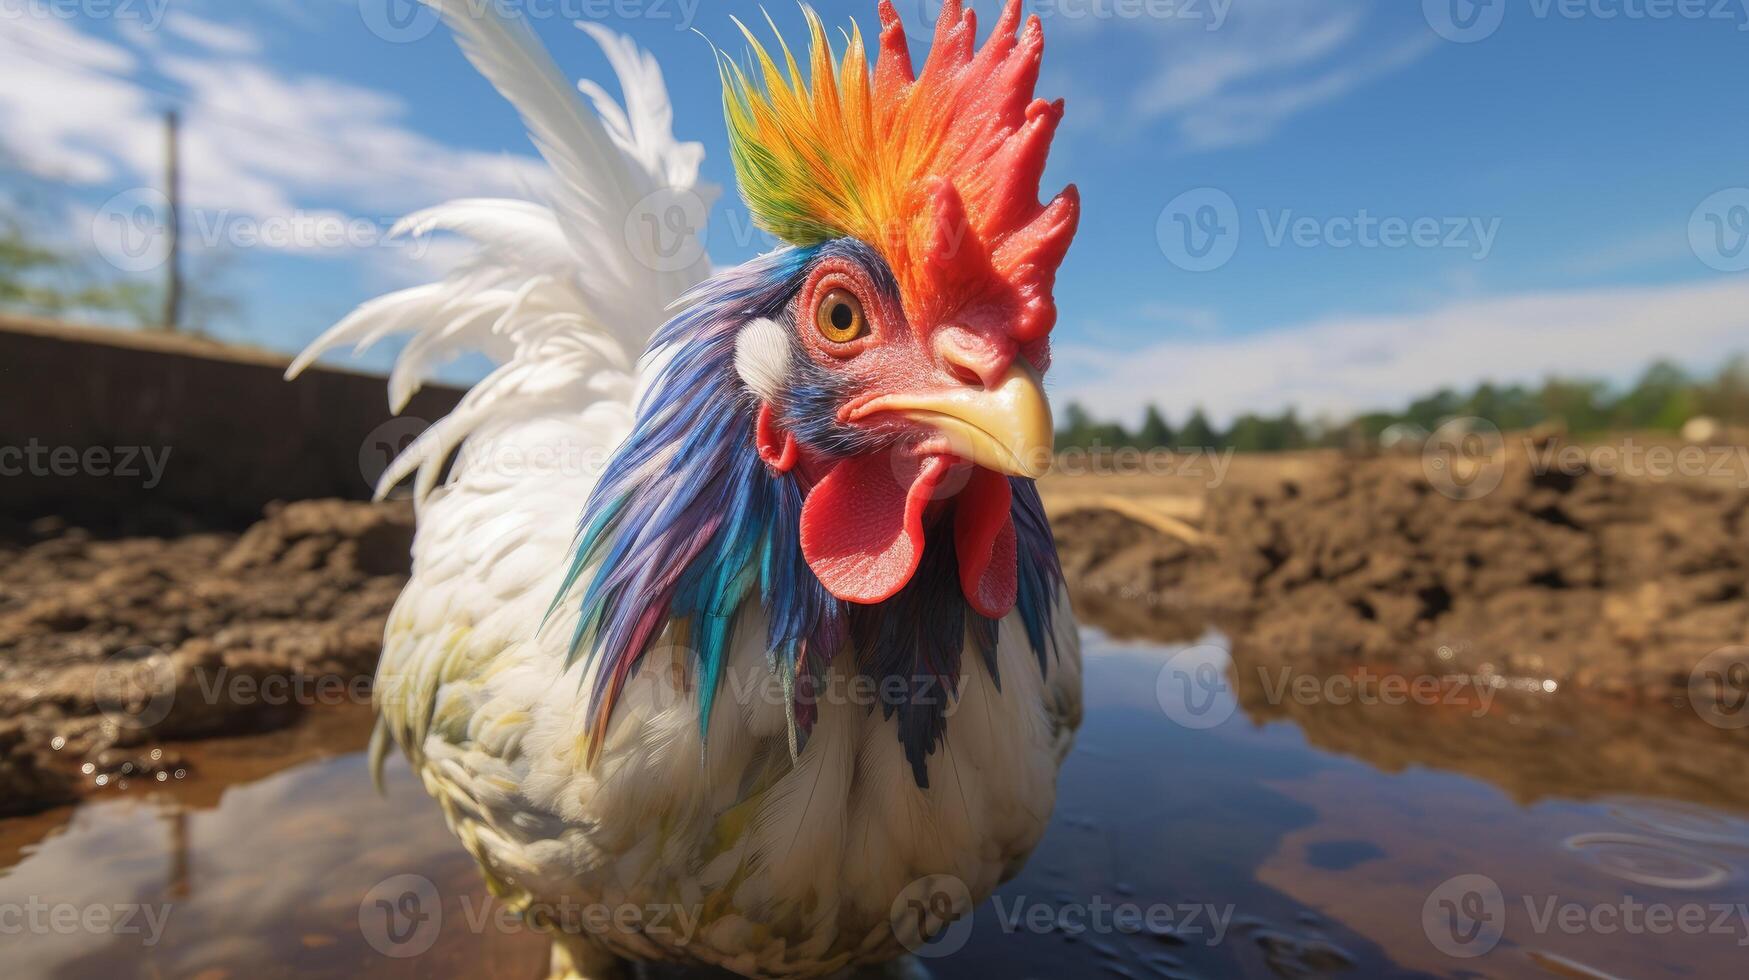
[814,288,866,343]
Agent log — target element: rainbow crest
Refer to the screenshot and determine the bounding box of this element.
[720,0,1080,342]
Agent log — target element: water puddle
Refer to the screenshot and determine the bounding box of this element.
[3,630,1746,978]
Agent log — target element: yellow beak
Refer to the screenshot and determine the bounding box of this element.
[858,361,1054,479]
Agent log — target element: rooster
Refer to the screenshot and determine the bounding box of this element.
[290,1,1081,977]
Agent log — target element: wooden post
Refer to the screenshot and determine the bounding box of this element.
[161,109,182,333]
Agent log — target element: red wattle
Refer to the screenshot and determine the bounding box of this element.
[954,468,1018,618]
[800,454,950,605]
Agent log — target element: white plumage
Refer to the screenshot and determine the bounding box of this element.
[289,5,1081,978]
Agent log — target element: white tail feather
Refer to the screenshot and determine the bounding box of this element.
[288,3,714,505]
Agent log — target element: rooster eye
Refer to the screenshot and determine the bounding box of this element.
[813,288,867,344]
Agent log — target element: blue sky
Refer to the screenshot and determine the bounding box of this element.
[4,0,1749,424]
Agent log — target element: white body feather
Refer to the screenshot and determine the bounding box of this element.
[290,7,1081,976]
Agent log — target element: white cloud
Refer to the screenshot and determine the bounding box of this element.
[1055,279,1749,425]
[0,16,545,265]
[1559,228,1693,278]
[155,54,544,221]
[0,19,155,183]
[163,12,263,55]
[1129,0,1433,152]
[163,10,262,54]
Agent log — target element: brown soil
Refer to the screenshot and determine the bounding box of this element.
[7,443,1747,814]
[1053,445,1749,700]
[0,500,411,814]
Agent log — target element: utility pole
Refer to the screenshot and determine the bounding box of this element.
[161,109,182,333]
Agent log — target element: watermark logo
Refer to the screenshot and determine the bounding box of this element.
[1155,643,1236,729]
[1157,188,1240,273]
[0,440,172,488]
[992,894,1236,944]
[1429,0,1749,42]
[92,187,171,274]
[1159,192,1500,271]
[1425,868,1749,959]
[1422,417,1506,500]
[359,417,431,491]
[1691,188,1749,273]
[92,646,178,732]
[624,187,709,274]
[1690,646,1749,730]
[0,898,174,946]
[1423,0,1506,42]
[890,875,975,958]
[360,874,443,958]
[1,0,171,31]
[1258,209,1500,260]
[1423,873,1507,958]
[359,0,439,43]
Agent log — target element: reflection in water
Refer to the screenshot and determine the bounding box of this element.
[0,630,1744,979]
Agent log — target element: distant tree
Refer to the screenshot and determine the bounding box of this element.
[1614,360,1697,431]
[0,209,156,323]
[1278,408,1308,450]
[1404,388,1463,431]
[1536,377,1609,433]
[1699,356,1749,424]
[0,143,171,327]
[1135,404,1174,449]
[1178,408,1220,450]
[1057,401,1095,449]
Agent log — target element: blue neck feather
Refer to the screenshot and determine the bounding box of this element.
[557,245,1062,787]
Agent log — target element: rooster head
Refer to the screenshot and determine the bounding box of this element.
[721,0,1080,618]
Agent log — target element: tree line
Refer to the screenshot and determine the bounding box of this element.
[1057,358,1749,453]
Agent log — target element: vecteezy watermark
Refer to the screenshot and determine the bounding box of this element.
[624,187,710,274]
[1423,417,1749,501]
[1526,438,1749,488]
[1425,0,1749,43]
[360,419,629,494]
[1254,665,1503,719]
[730,666,973,717]
[890,0,1232,44]
[1157,646,1509,731]
[1157,189,1501,272]
[1422,417,1507,500]
[359,417,431,491]
[989,894,1235,945]
[0,898,173,946]
[1422,872,1749,959]
[1155,643,1237,730]
[1258,209,1500,261]
[92,646,180,731]
[358,0,703,44]
[0,440,172,489]
[1156,188,1240,273]
[1690,646,1749,729]
[890,875,977,958]
[1052,445,1235,485]
[359,873,702,958]
[1691,188,1749,272]
[1422,874,1508,958]
[360,874,443,958]
[889,875,1234,959]
[93,646,389,736]
[0,0,169,29]
[92,191,441,273]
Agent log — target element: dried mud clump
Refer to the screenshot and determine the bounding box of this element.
[1057,450,1749,698]
[0,500,412,814]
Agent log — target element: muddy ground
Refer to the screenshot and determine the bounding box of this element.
[1054,443,1749,699]
[4,440,1747,813]
[0,500,411,813]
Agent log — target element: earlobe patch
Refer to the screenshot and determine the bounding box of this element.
[734,317,792,402]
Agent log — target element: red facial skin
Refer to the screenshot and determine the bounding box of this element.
[772,259,1034,617]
